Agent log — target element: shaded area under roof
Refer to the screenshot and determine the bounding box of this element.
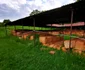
[6,1,85,27]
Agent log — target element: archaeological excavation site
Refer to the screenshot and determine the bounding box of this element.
[5,1,85,55]
[1,1,85,70]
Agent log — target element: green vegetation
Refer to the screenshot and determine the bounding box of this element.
[76,0,84,2]
[29,9,45,16]
[64,35,71,40]
[30,9,41,16]
[0,19,11,27]
[58,34,77,40]
[0,27,85,70]
[5,26,57,31]
[64,34,77,40]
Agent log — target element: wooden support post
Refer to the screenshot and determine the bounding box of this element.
[83,22,85,38]
[28,26,32,30]
[39,27,40,31]
[69,8,73,49]
[40,27,41,31]
[62,23,64,47]
[33,18,35,32]
[14,25,16,30]
[28,25,29,30]
[22,25,24,30]
[51,24,52,33]
[29,26,31,31]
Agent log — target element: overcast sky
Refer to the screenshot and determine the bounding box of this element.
[0,0,76,22]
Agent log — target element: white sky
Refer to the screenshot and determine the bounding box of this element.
[0,0,76,22]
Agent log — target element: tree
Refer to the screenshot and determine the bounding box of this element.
[3,19,11,25]
[76,0,84,2]
[30,9,41,16]
[0,22,4,27]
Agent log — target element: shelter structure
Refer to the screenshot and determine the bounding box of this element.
[5,0,85,49]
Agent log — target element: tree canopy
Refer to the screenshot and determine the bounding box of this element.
[30,10,41,16]
[0,19,11,27]
[76,0,84,2]
[3,19,11,24]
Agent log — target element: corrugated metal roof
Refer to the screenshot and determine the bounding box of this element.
[6,1,85,27]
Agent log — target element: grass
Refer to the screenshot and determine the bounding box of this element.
[58,34,77,40]
[7,26,56,30]
[0,26,85,70]
[64,34,78,40]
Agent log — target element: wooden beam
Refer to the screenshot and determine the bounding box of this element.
[83,22,85,37]
[33,18,35,31]
[51,24,52,33]
[62,23,64,47]
[14,25,16,30]
[69,8,74,49]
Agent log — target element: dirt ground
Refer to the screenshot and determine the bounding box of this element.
[11,29,85,55]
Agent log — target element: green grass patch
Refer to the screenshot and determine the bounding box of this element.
[7,26,56,30]
[64,35,71,40]
[0,27,85,70]
[64,34,78,40]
